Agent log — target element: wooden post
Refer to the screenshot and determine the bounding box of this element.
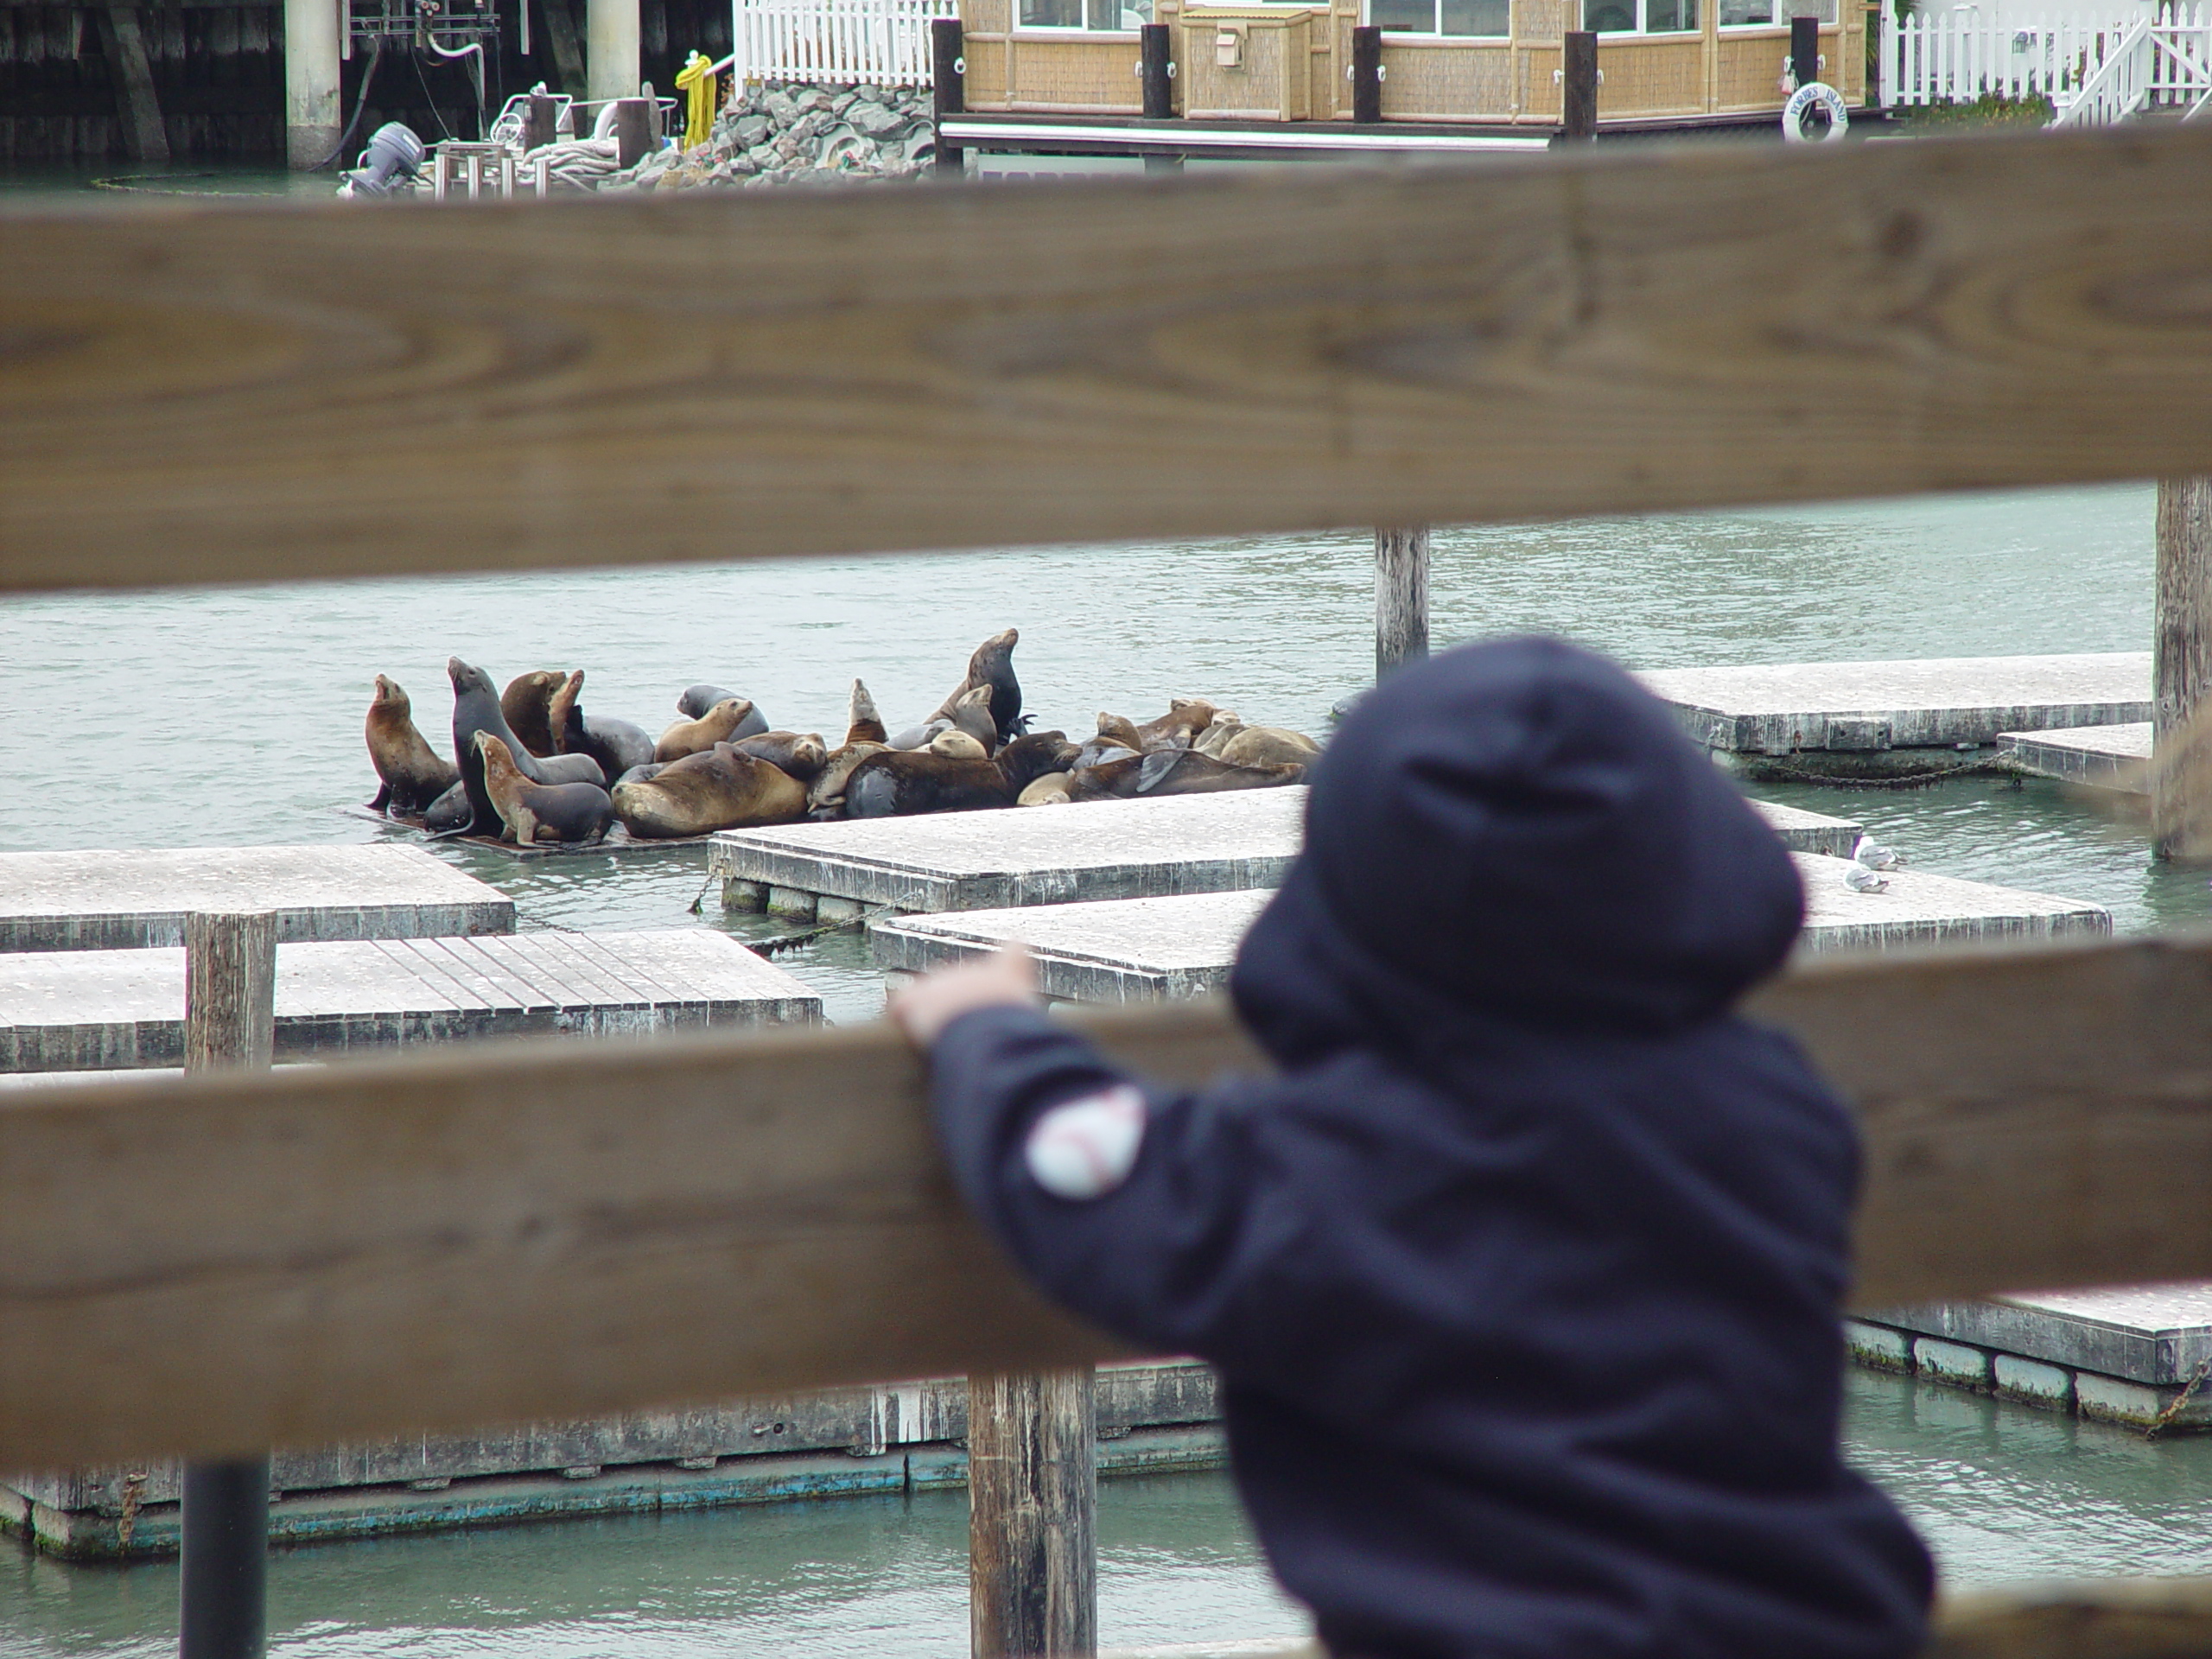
[179,912,275,1659]
[968,1369,1096,1659]
[932,18,965,178]
[95,8,169,164]
[283,0,340,168]
[1790,12,1821,87]
[1139,22,1174,116]
[1376,525,1430,679]
[521,90,559,149]
[609,97,654,167]
[1560,29,1598,139]
[541,0,588,96]
[1351,24,1382,124]
[2155,478,2212,859]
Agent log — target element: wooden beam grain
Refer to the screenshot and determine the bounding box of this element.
[4,934,2212,1470]
[10,126,2212,591]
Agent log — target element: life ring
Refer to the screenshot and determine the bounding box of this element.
[1782,81,1849,143]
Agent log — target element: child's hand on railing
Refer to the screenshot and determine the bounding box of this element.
[887,943,1040,1047]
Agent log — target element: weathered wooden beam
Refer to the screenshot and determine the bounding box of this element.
[968,1369,1096,1659]
[2154,477,2212,857]
[10,127,2212,592]
[92,5,168,163]
[4,931,2212,1471]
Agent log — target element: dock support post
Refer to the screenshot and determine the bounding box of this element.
[521,89,559,149]
[968,1369,1096,1659]
[608,96,654,165]
[588,0,640,105]
[95,8,169,163]
[2155,478,2212,858]
[1351,24,1382,124]
[932,18,965,178]
[1789,12,1821,88]
[179,911,276,1659]
[1139,22,1180,172]
[283,0,340,168]
[1560,29,1597,140]
[542,0,588,96]
[1376,526,1430,679]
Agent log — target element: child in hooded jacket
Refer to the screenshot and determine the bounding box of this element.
[890,637,1934,1659]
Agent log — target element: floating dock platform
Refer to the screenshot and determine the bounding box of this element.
[712,791,1860,920]
[1637,653,2150,755]
[1849,1287,2212,1433]
[0,843,514,951]
[0,929,818,1072]
[870,855,2110,1003]
[1997,721,2152,792]
[2,1361,1219,1559]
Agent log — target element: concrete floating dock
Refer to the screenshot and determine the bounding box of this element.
[0,843,514,951]
[870,855,2110,1004]
[1849,1286,2212,1433]
[1637,653,2150,755]
[0,929,818,1072]
[713,791,1860,919]
[3,1361,1218,1559]
[1998,721,2152,792]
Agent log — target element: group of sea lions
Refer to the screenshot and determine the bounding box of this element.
[365,629,1317,847]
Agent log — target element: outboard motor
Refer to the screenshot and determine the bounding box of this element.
[339,122,426,198]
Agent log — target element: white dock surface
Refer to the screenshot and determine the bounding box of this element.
[0,929,818,1071]
[1997,721,2152,791]
[1878,1285,2212,1388]
[713,791,1859,912]
[0,843,515,951]
[1637,653,2151,754]
[870,855,2109,1002]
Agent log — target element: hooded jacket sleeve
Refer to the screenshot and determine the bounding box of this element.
[925,1003,1283,1360]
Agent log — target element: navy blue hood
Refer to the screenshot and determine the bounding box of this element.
[1235,638,1803,1061]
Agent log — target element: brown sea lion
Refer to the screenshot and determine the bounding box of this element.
[1219,726,1320,769]
[365,675,459,816]
[927,626,1024,742]
[947,685,998,751]
[808,740,890,817]
[732,730,830,781]
[500,670,568,758]
[1017,772,1073,806]
[1134,698,1218,751]
[656,697,758,763]
[1068,748,1305,802]
[845,732,1076,819]
[845,680,888,747]
[930,728,988,760]
[1096,713,1145,751]
[1192,713,1246,758]
[549,669,658,779]
[444,658,606,840]
[476,732,614,844]
[612,743,809,838]
[676,684,771,738]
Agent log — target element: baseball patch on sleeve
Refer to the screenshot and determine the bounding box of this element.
[1023,1084,1147,1201]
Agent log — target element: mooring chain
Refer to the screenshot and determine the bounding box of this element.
[2146,1358,2212,1440]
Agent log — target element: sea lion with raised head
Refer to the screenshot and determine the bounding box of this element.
[657,697,758,763]
[845,680,888,747]
[476,732,614,845]
[549,670,657,779]
[446,658,607,838]
[732,731,830,780]
[1068,747,1306,802]
[612,744,809,838]
[677,683,772,736]
[500,671,568,758]
[924,627,1024,743]
[365,675,460,816]
[844,731,1076,819]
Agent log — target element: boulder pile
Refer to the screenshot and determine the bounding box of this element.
[602,79,937,192]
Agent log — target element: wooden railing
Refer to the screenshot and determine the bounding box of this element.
[10,124,2212,1649]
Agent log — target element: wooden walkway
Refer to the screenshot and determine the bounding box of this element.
[0,844,513,951]
[0,930,818,1072]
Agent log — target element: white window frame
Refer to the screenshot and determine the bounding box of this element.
[1367,0,1511,40]
[1014,0,1149,33]
[1717,0,1832,29]
[1583,0,1698,32]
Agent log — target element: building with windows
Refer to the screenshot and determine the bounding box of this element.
[953,0,1862,129]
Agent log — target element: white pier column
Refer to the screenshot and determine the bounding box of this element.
[588,0,642,105]
[284,0,342,168]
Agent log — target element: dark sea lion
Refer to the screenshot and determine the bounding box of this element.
[365,675,460,815]
[476,732,613,845]
[1069,747,1305,802]
[732,731,830,781]
[446,658,607,838]
[615,762,667,789]
[550,670,657,779]
[845,680,888,747]
[612,744,809,838]
[947,684,998,752]
[1218,725,1321,769]
[500,670,568,758]
[677,683,771,737]
[927,627,1024,742]
[845,731,1075,819]
[423,779,470,834]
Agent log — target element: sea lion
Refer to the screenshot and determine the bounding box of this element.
[612,743,809,838]
[1218,725,1321,769]
[1018,772,1073,806]
[615,762,667,789]
[550,670,658,779]
[446,658,607,838]
[365,675,460,816]
[500,671,568,758]
[1069,748,1306,802]
[845,680,888,747]
[946,684,998,751]
[732,731,830,781]
[926,627,1024,743]
[657,697,758,763]
[808,740,890,816]
[1134,698,1218,751]
[930,728,988,760]
[677,683,771,737]
[888,718,955,751]
[476,732,613,845]
[423,779,470,833]
[1192,713,1246,758]
[845,731,1076,819]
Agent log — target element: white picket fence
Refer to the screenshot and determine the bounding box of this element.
[1881,3,2212,122]
[731,0,958,86]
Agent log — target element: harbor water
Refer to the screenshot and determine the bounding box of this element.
[3,478,2207,1649]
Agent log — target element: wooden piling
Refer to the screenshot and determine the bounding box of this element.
[1790,13,1821,88]
[968,1370,1096,1659]
[588,0,641,105]
[179,912,276,1659]
[282,0,340,168]
[93,8,168,164]
[1139,23,1174,118]
[2154,478,2212,858]
[1350,24,1382,124]
[932,18,965,178]
[1561,30,1598,139]
[608,97,655,168]
[1376,526,1430,678]
[522,90,560,150]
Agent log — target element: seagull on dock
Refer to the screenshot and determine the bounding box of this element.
[1853,834,1904,872]
[1844,862,1890,894]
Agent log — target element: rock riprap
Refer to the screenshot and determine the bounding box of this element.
[601,80,937,193]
